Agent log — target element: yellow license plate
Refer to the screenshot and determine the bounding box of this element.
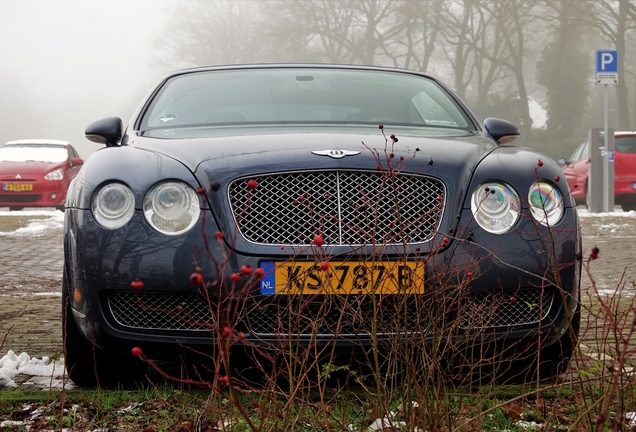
[2,183,32,191]
[259,261,426,295]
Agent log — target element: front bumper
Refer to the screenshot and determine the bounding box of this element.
[0,180,67,207]
[64,206,581,359]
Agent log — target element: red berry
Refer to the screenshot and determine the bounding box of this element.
[131,280,143,290]
[238,332,246,341]
[437,196,443,202]
[294,199,298,205]
[390,134,396,139]
[197,187,205,194]
[573,184,578,189]
[313,235,324,246]
[131,347,142,358]
[324,193,330,199]
[222,327,231,338]
[247,179,258,190]
[377,165,382,171]
[189,272,203,285]
[281,246,285,250]
[230,273,240,283]
[590,252,598,260]
[443,237,449,244]
[178,305,183,311]
[390,153,394,159]
[300,196,306,202]
[537,160,544,167]
[467,272,473,278]
[378,124,384,129]
[214,231,223,241]
[400,156,404,161]
[254,268,265,279]
[320,262,329,271]
[595,414,605,424]
[389,221,394,227]
[358,289,363,294]
[510,297,516,304]
[555,176,560,182]
[241,265,252,276]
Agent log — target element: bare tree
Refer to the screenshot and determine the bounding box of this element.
[582,0,636,130]
[153,1,268,68]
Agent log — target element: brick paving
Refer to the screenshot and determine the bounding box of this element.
[0,207,634,370]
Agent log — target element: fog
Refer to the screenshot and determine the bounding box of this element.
[0,0,174,158]
[1,0,635,161]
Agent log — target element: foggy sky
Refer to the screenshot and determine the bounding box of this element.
[0,0,176,158]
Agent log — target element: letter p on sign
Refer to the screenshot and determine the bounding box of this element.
[601,53,614,70]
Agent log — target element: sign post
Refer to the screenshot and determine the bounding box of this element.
[595,50,618,212]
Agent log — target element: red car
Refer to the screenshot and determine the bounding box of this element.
[560,131,636,212]
[0,139,84,211]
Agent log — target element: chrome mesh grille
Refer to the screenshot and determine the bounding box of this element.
[108,292,213,331]
[459,289,554,329]
[246,298,426,337]
[228,170,445,245]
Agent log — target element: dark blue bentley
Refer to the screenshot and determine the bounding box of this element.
[63,65,580,385]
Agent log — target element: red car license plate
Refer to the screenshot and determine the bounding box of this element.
[3,183,33,191]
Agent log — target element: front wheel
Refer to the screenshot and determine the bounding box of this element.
[62,271,147,387]
[621,203,636,212]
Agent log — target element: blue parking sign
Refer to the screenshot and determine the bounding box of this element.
[596,50,618,85]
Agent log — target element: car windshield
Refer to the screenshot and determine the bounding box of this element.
[0,145,68,163]
[140,68,474,131]
[616,136,636,154]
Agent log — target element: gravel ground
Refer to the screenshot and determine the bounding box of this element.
[0,207,634,388]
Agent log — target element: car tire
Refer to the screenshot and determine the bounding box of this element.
[621,204,636,212]
[62,269,147,387]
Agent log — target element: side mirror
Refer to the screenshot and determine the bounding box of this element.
[85,117,123,147]
[71,158,84,167]
[483,118,520,145]
[558,158,567,165]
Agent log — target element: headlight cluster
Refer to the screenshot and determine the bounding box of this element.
[92,181,200,234]
[471,180,564,234]
[44,168,64,181]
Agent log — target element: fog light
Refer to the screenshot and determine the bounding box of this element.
[51,193,57,199]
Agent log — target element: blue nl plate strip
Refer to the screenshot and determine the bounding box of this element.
[260,261,276,295]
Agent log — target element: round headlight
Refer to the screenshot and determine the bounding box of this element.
[471,182,520,234]
[528,182,564,226]
[92,183,135,230]
[143,181,200,235]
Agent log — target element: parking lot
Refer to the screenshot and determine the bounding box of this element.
[0,206,635,369]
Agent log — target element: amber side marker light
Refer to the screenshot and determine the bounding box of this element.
[74,288,81,302]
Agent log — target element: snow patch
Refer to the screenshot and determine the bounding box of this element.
[528,97,547,130]
[0,350,63,388]
[0,209,64,236]
[577,209,636,218]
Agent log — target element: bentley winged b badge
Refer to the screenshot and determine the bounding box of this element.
[311,150,361,159]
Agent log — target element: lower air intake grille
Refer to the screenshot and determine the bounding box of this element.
[108,292,213,331]
[0,194,42,203]
[459,289,554,329]
[246,298,427,337]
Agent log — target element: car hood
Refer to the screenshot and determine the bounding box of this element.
[131,126,495,179]
[0,161,66,178]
